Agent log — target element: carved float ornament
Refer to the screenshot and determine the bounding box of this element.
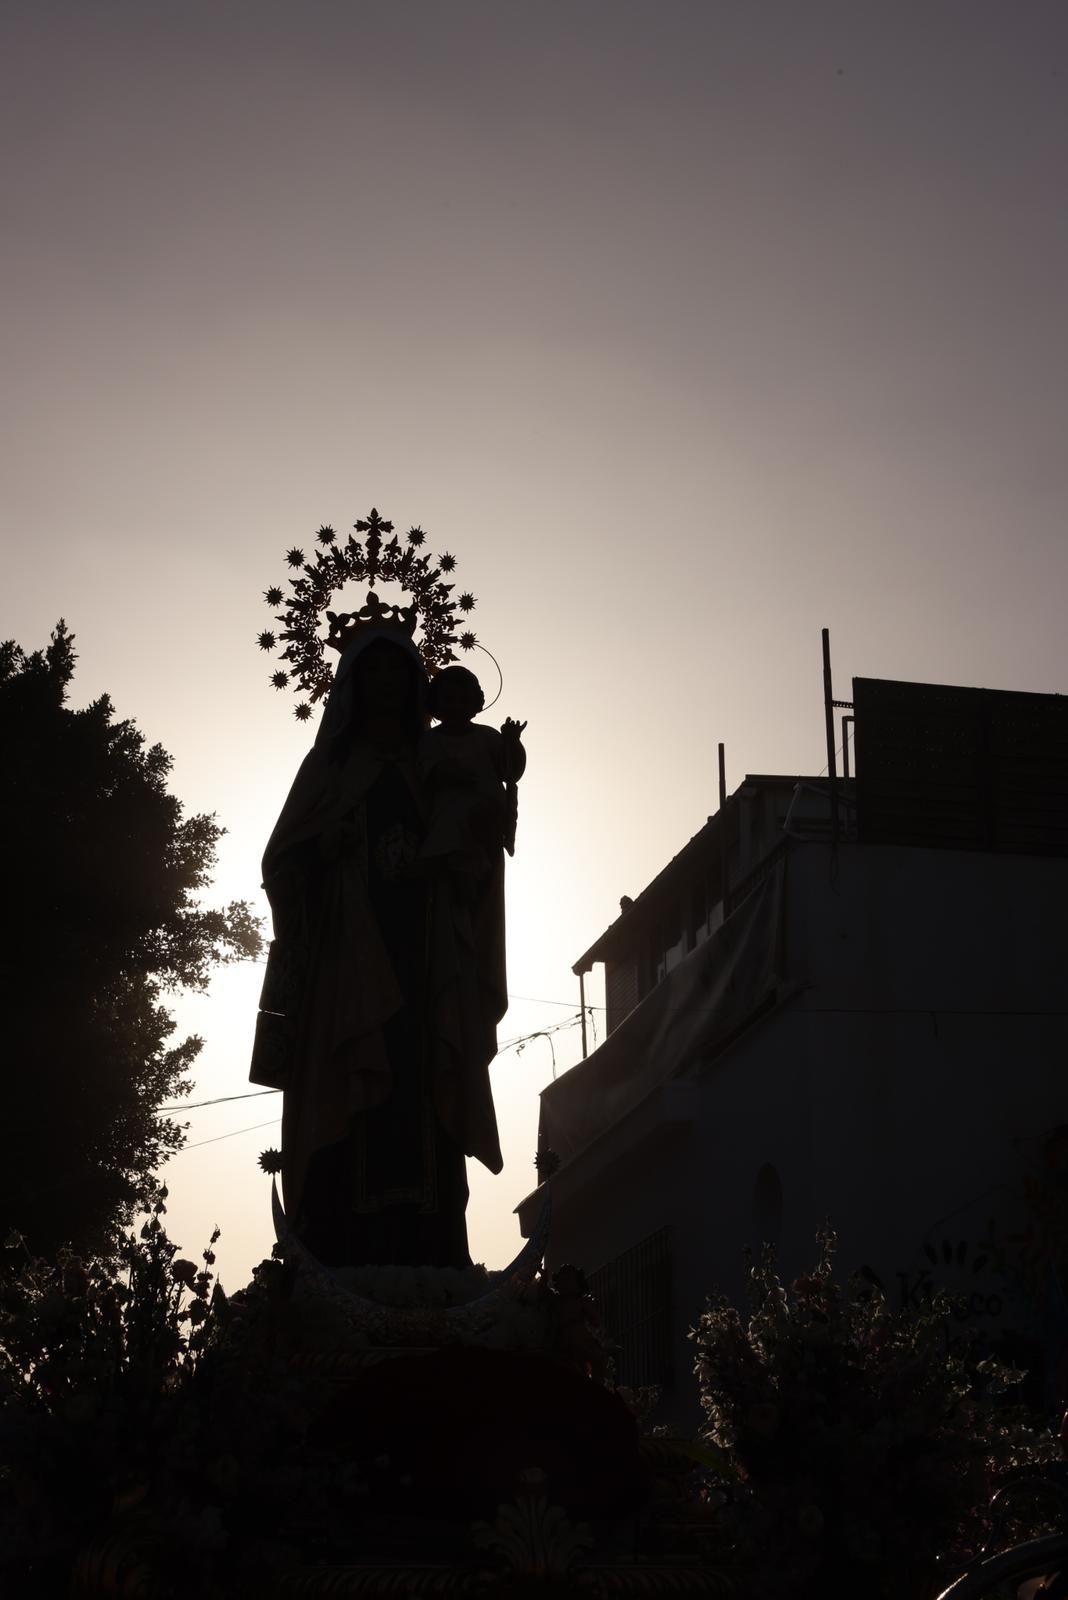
[269,1176,552,1324]
[256,507,478,720]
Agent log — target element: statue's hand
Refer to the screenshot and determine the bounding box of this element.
[500,719,527,787]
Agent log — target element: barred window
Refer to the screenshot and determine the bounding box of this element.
[589,1227,674,1390]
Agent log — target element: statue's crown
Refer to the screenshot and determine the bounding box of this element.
[325,591,418,658]
[259,510,480,719]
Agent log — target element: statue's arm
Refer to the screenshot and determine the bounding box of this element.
[497,718,528,782]
[261,748,333,939]
[262,841,319,942]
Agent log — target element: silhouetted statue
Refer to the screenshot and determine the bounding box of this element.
[250,615,525,1269]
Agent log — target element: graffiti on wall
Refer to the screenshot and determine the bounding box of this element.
[861,1224,1030,1332]
[902,1237,1006,1322]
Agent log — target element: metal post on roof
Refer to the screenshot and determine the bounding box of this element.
[842,714,855,781]
[578,969,589,1059]
[721,811,731,920]
[822,628,841,843]
[720,744,731,920]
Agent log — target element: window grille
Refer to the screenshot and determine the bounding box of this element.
[589,1226,674,1390]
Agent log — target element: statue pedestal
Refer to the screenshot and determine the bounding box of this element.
[207,1202,726,1592]
[287,1258,554,1349]
[69,1254,732,1597]
[304,1345,646,1526]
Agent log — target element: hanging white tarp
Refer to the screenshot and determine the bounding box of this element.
[538,857,785,1170]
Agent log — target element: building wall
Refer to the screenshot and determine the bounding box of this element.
[539,841,1068,1430]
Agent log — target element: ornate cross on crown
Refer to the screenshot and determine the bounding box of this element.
[255,508,479,720]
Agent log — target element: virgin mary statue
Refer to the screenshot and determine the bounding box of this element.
[249,619,506,1270]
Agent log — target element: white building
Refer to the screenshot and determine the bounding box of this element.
[517,676,1068,1427]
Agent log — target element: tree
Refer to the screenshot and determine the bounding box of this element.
[0,623,261,1256]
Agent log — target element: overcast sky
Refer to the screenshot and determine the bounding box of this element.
[4,1,1067,1278]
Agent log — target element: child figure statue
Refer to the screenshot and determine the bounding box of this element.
[420,665,527,883]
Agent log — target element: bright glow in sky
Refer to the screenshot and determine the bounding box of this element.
[4,1,1068,1283]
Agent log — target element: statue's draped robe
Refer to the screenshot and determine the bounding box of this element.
[250,729,506,1269]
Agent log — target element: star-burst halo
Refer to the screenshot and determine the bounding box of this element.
[256,508,479,720]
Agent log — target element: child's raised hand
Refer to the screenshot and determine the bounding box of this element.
[500,717,528,743]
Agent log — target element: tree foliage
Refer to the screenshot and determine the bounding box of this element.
[0,623,261,1256]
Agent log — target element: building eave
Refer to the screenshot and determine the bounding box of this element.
[572,774,827,974]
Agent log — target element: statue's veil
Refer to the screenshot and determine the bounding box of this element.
[313,627,428,753]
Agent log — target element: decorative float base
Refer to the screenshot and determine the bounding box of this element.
[193,1191,737,1596]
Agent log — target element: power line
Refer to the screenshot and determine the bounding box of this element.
[495,1012,585,1053]
[19,1017,589,1202]
[8,1117,283,1206]
[509,992,605,1011]
[176,1117,281,1153]
[158,1012,592,1116]
[816,741,847,779]
[160,1088,279,1113]
[237,957,604,1011]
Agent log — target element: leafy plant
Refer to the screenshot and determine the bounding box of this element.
[690,1229,1060,1599]
[0,1189,227,1595]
